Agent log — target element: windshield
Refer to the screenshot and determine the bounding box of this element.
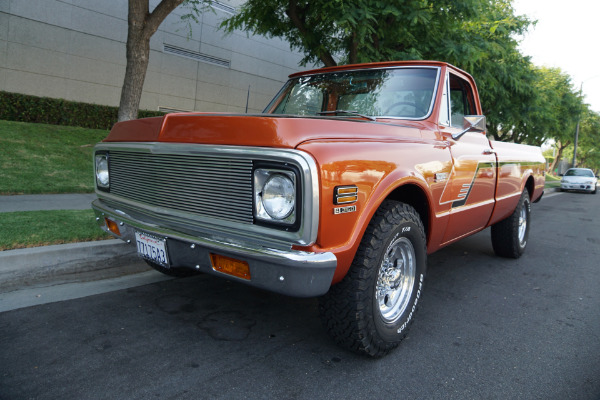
[565,169,594,177]
[266,67,439,119]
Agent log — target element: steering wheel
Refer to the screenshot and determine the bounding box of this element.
[384,101,426,116]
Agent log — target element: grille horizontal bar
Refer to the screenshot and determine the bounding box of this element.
[109,151,254,223]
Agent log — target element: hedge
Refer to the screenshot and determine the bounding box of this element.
[0,91,165,130]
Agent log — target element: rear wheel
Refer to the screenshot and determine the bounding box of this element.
[319,200,427,357]
[145,260,201,277]
[491,189,531,258]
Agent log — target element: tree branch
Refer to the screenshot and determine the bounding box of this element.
[349,31,358,64]
[146,0,186,38]
[286,0,336,66]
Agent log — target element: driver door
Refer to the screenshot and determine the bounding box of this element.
[438,71,497,244]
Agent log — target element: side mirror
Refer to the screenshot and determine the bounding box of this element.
[452,115,486,141]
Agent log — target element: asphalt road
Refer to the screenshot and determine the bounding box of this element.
[1,191,599,400]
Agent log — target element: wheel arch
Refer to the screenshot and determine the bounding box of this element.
[524,174,535,198]
[384,183,431,243]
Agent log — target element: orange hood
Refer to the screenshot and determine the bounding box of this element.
[104,113,426,148]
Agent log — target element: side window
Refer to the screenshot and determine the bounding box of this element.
[449,74,476,128]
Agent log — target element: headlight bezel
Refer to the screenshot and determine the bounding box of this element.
[253,163,301,230]
[95,151,110,191]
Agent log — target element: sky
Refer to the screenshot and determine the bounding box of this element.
[512,0,600,113]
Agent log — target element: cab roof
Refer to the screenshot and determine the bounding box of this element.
[288,60,468,79]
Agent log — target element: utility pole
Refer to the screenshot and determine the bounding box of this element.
[572,84,582,168]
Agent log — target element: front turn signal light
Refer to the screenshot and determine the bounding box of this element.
[210,254,251,280]
[105,218,121,236]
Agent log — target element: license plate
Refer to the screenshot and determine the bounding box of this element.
[135,231,169,267]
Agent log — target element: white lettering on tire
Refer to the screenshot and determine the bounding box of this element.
[397,273,424,334]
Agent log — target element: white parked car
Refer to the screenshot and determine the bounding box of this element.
[560,168,598,194]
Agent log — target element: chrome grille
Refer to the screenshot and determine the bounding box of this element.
[109,150,254,223]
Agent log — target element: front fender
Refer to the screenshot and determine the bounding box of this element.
[296,140,450,283]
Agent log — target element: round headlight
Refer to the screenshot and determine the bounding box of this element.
[262,174,295,220]
[95,155,109,187]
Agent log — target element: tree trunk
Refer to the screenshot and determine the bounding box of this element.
[118,24,150,121]
[548,141,570,174]
[118,0,186,122]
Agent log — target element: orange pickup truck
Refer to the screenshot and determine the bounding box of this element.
[93,61,545,356]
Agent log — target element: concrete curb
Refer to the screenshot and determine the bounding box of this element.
[0,239,148,292]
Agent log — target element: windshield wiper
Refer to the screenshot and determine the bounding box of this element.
[317,110,377,121]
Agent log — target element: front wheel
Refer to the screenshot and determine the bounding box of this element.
[319,200,427,357]
[491,189,531,258]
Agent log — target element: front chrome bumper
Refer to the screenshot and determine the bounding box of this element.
[92,199,337,297]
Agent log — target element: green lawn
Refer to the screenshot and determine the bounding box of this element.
[0,120,108,194]
[0,120,110,249]
[544,174,561,188]
[0,209,111,251]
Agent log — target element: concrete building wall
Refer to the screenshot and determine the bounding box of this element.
[0,0,308,113]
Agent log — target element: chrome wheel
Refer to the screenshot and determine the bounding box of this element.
[518,205,528,246]
[376,237,416,323]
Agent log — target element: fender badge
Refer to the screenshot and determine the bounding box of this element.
[334,205,356,215]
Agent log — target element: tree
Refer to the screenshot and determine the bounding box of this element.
[222,0,542,142]
[118,0,210,122]
[222,0,503,67]
[523,68,582,171]
[574,109,600,172]
[486,66,582,151]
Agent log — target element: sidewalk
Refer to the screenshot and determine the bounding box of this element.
[0,193,97,212]
[0,194,146,293]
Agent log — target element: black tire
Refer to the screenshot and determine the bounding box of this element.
[145,260,201,277]
[592,185,596,194]
[491,189,531,258]
[319,200,427,357]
